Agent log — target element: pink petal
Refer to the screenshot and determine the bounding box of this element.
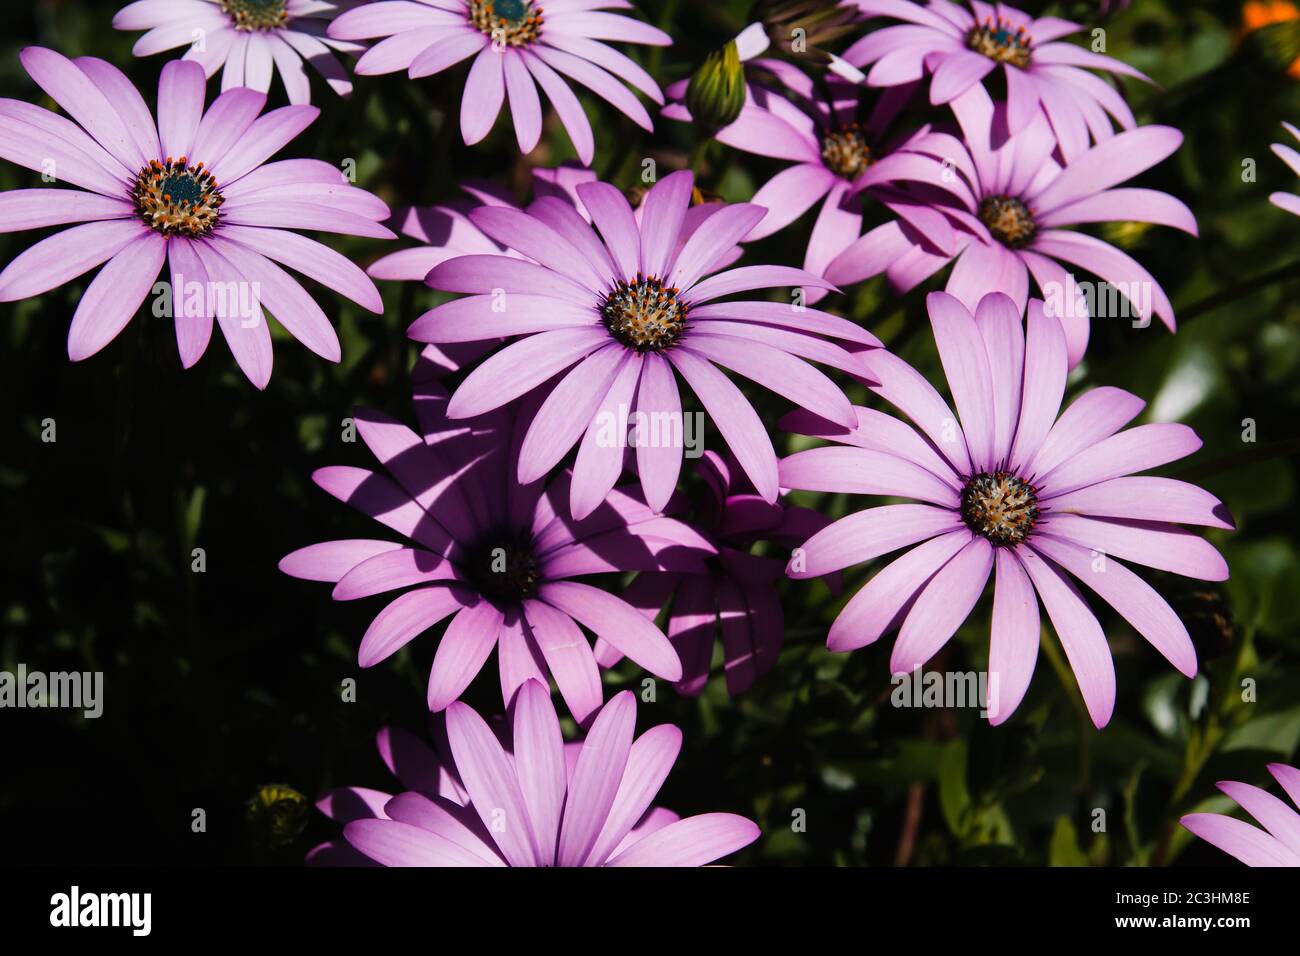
[606,812,760,866]
[1017,544,1115,728]
[511,679,567,864]
[986,549,1040,725]
[427,601,504,711]
[556,690,636,866]
[890,536,994,673]
[445,699,541,866]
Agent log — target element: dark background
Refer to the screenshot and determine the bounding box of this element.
[1,0,1298,866]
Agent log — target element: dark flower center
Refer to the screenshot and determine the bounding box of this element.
[978,194,1037,249]
[821,125,873,179]
[134,158,224,238]
[219,0,289,31]
[465,535,541,603]
[470,0,543,45]
[967,18,1032,68]
[960,471,1039,546]
[602,275,687,352]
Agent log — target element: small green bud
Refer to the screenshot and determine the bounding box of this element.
[685,40,747,133]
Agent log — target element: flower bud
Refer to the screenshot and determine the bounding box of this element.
[685,40,747,133]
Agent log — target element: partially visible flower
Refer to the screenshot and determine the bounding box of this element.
[316,680,762,866]
[247,783,310,849]
[1241,1,1300,78]
[280,358,713,723]
[113,0,363,104]
[602,450,832,695]
[751,0,862,58]
[0,51,390,386]
[1181,763,1300,866]
[1271,122,1300,217]
[328,0,671,163]
[846,0,1151,159]
[666,62,956,304]
[826,86,1196,365]
[414,169,878,518]
[367,165,598,282]
[780,291,1232,729]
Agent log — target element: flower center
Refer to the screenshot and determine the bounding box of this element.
[821,125,873,180]
[960,471,1039,546]
[601,275,687,352]
[978,194,1037,249]
[134,158,224,238]
[466,535,540,603]
[219,0,289,31]
[967,18,1032,68]
[470,0,543,46]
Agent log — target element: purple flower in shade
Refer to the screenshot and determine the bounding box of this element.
[664,55,961,304]
[779,291,1233,729]
[826,86,1196,366]
[0,51,391,386]
[327,0,671,163]
[845,0,1151,160]
[367,164,597,282]
[1272,122,1300,217]
[372,164,746,288]
[312,680,761,866]
[279,352,716,723]
[412,169,880,520]
[112,0,363,104]
[597,451,832,696]
[1181,763,1300,867]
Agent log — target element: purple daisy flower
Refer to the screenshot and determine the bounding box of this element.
[598,450,832,696]
[826,86,1196,366]
[313,680,760,866]
[846,0,1151,159]
[327,0,671,163]
[413,169,879,519]
[0,51,391,386]
[780,291,1233,729]
[1272,122,1300,217]
[1181,763,1300,867]
[665,58,961,304]
[280,354,714,723]
[113,0,363,104]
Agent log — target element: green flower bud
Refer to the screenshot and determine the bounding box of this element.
[685,40,747,134]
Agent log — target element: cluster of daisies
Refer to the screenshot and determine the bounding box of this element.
[1,0,1296,867]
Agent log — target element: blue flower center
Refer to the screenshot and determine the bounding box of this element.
[134,158,224,238]
[967,18,1032,67]
[470,0,543,45]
